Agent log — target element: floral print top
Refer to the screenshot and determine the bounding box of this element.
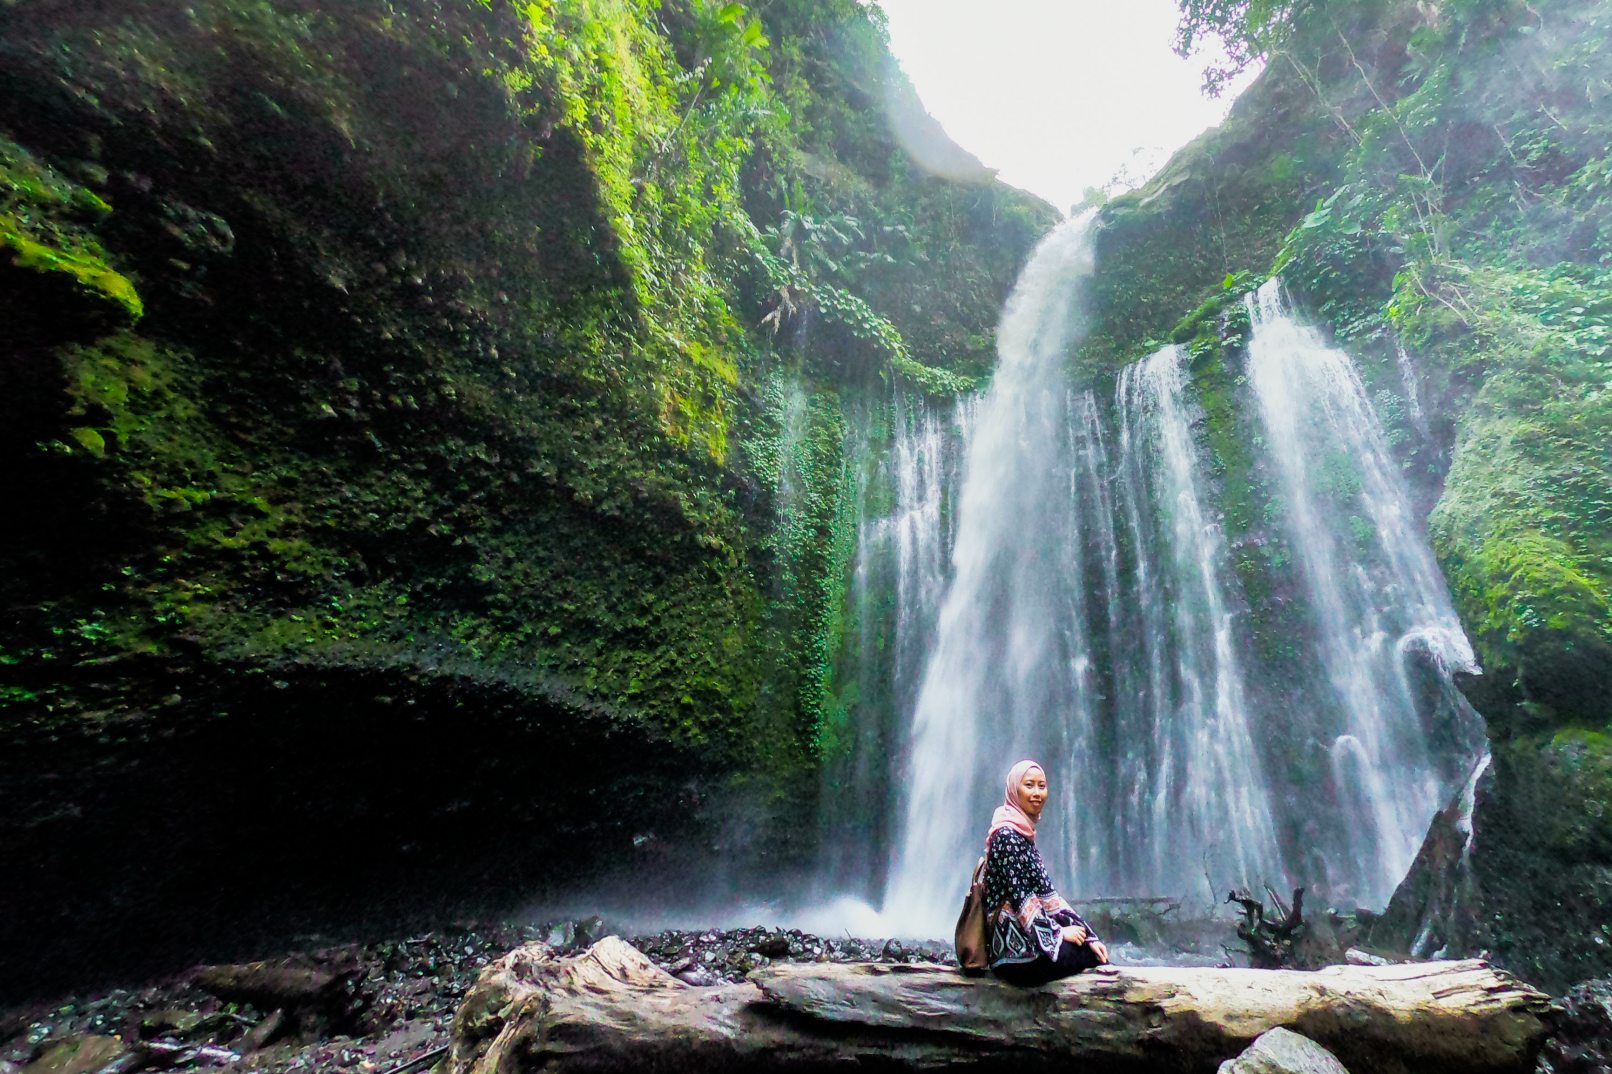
[983,827,1097,968]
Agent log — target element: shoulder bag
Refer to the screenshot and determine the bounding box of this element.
[953,855,989,975]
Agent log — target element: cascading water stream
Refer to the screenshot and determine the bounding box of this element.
[1244,279,1483,904]
[1395,341,1432,440]
[884,218,1103,932]
[818,394,972,896]
[1113,346,1282,897]
[883,223,1287,932]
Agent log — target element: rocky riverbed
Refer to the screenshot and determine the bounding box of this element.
[0,920,956,1074]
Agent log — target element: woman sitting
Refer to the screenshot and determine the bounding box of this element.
[984,760,1110,985]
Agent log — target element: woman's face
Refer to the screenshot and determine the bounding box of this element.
[1018,767,1048,820]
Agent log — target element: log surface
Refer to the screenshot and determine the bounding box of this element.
[446,937,1552,1074]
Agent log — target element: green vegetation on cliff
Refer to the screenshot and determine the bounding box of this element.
[0,0,1050,865]
[1089,0,1608,742]
[1261,0,1612,734]
[1092,0,1612,988]
[1,138,143,332]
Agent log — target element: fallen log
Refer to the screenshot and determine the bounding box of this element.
[447,937,1552,1074]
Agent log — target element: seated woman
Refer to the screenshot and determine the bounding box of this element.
[984,760,1110,986]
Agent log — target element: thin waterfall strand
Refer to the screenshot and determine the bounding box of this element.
[1115,345,1283,897]
[1244,279,1481,904]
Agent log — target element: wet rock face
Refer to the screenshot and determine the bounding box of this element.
[1464,738,1612,994]
[1370,758,1487,961]
[1376,738,1612,996]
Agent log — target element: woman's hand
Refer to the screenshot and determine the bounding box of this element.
[1060,926,1110,965]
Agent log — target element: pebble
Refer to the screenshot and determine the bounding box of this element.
[627,924,958,985]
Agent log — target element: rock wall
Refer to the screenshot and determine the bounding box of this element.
[0,0,1052,999]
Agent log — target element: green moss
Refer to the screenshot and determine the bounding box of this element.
[1077,60,1354,383]
[0,138,143,325]
[1176,288,1309,670]
[0,226,142,321]
[66,427,106,457]
[741,373,860,760]
[1522,728,1612,861]
[1433,400,1612,728]
[1467,726,1612,990]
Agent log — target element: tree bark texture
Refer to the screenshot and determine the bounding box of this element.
[446,937,1552,1074]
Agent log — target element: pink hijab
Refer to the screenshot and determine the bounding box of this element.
[987,760,1044,845]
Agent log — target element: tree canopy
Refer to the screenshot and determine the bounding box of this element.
[1173,0,1306,94]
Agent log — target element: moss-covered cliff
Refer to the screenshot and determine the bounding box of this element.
[1082,0,1611,991]
[0,0,1051,996]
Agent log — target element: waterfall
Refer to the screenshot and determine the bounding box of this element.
[1395,342,1431,436]
[1113,345,1282,899]
[884,218,1102,931]
[1244,279,1482,905]
[840,245,1482,935]
[818,393,971,898]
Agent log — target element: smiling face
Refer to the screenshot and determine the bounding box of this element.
[1017,766,1048,821]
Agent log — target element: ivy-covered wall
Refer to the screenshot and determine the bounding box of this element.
[0,0,1052,996]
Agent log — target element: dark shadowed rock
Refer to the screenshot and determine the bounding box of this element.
[192,949,361,1037]
[18,1036,127,1074]
[1371,756,1488,961]
[1535,978,1612,1074]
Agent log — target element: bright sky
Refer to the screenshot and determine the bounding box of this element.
[875,0,1258,214]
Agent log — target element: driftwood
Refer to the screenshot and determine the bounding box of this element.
[192,949,361,1037]
[1228,885,1308,968]
[447,937,1552,1074]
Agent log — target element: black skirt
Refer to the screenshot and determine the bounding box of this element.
[990,938,1104,987]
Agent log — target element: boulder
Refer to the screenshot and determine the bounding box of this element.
[1219,1027,1349,1074]
[1535,977,1612,1074]
[19,1036,127,1074]
[192,948,362,1038]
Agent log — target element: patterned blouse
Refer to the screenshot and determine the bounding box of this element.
[983,827,1097,968]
